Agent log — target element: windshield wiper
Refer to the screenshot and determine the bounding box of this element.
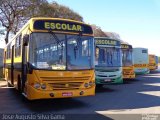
[107,51,113,66]
[48,30,64,61]
[73,32,82,59]
[110,54,113,65]
[75,32,82,49]
[48,30,63,47]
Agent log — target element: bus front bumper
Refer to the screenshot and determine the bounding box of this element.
[123,74,135,79]
[96,76,123,84]
[134,68,150,75]
[135,71,149,75]
[149,66,157,71]
[26,85,95,100]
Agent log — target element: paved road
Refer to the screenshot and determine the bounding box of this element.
[0,68,160,120]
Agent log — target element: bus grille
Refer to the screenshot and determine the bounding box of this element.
[48,82,83,90]
[40,76,90,90]
[97,75,116,77]
[40,76,90,81]
[123,69,132,74]
[149,63,155,66]
[96,69,119,72]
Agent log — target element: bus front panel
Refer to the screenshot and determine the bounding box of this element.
[26,70,95,100]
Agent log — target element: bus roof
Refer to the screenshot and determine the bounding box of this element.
[29,17,90,26]
[6,17,93,47]
[149,54,155,56]
[94,37,121,41]
[133,47,148,50]
[121,43,132,49]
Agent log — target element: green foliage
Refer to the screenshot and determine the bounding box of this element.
[105,32,121,39]
[0,0,83,44]
[50,2,83,21]
[28,1,83,21]
[0,0,41,43]
[92,25,107,37]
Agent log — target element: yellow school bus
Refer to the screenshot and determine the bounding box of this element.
[149,54,157,70]
[4,17,95,100]
[121,43,135,79]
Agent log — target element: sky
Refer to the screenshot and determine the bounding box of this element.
[1,0,160,56]
[51,0,160,56]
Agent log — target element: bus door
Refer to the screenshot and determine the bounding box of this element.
[11,45,14,85]
[3,51,6,77]
[21,35,28,92]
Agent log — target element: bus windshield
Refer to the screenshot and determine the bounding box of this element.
[122,49,133,66]
[155,56,158,64]
[95,46,121,67]
[29,33,94,70]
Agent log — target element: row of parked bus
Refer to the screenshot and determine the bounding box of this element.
[95,38,159,87]
[3,18,159,100]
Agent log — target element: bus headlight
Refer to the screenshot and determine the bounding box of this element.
[89,81,93,86]
[34,83,41,89]
[84,83,89,88]
[41,84,46,89]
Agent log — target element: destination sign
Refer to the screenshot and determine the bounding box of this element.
[33,20,93,34]
[121,44,132,49]
[95,39,120,46]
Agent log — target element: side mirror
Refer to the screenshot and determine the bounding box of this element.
[23,34,29,46]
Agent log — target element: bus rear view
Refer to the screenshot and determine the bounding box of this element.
[133,48,149,75]
[95,37,123,87]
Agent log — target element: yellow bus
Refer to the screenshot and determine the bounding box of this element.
[4,17,95,100]
[149,54,157,70]
[121,43,135,79]
[95,37,123,85]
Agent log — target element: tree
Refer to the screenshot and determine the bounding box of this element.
[91,25,107,37]
[30,2,83,21]
[105,32,121,39]
[0,0,44,43]
[0,0,83,44]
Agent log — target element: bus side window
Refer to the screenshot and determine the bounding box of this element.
[6,44,11,59]
[3,51,6,67]
[15,34,22,57]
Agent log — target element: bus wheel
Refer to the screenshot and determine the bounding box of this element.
[17,75,22,93]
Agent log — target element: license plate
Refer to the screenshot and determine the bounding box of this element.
[104,79,111,82]
[62,92,73,97]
